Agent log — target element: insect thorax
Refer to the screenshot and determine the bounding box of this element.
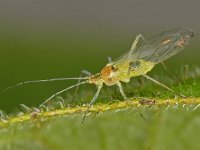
[100,65,119,86]
[100,59,155,85]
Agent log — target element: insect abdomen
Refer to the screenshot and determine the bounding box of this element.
[129,60,155,78]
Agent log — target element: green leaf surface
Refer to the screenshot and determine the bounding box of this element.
[0,68,200,150]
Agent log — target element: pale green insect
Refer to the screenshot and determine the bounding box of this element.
[87,27,193,101]
[1,27,194,119]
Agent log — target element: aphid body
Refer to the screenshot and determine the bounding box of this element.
[88,27,193,100]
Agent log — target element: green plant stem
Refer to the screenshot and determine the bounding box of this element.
[0,97,200,128]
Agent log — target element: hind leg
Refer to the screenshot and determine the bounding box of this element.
[142,74,174,93]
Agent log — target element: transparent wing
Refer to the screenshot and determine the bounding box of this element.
[112,27,194,65]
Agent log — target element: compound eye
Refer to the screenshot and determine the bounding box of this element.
[112,65,118,72]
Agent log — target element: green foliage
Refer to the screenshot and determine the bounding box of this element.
[0,68,200,150]
[0,107,200,150]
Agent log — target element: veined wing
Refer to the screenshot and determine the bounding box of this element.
[112,27,194,66]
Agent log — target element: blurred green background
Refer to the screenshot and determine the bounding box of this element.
[0,0,199,113]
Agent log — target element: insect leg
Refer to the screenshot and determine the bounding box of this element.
[142,74,174,93]
[160,61,168,70]
[129,34,142,57]
[117,82,127,99]
[39,81,88,108]
[128,35,147,78]
[130,34,148,50]
[73,70,92,102]
[82,85,102,123]
[127,34,149,77]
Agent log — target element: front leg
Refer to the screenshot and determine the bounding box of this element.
[82,84,103,123]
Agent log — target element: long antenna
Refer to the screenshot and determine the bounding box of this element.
[39,80,88,108]
[1,77,89,94]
